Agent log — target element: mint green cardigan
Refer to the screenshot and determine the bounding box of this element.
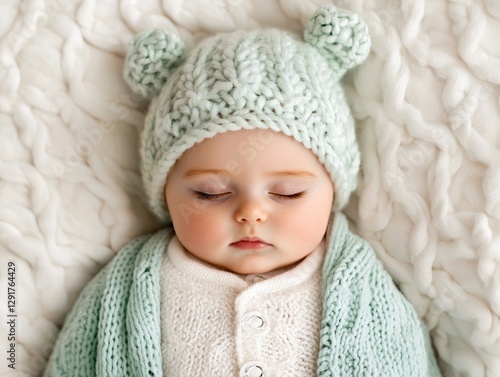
[43,213,442,376]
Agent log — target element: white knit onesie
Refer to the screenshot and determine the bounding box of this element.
[160,236,324,376]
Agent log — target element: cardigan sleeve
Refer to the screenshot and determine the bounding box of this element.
[318,220,442,376]
[43,233,157,377]
[363,244,441,376]
[43,261,110,377]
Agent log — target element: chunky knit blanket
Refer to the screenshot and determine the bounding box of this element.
[1,1,500,376]
[43,213,441,376]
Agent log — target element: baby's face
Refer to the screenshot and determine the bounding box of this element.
[165,129,334,274]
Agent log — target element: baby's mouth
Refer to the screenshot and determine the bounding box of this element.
[230,237,271,250]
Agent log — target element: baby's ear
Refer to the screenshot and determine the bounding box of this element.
[123,29,186,99]
[304,6,371,78]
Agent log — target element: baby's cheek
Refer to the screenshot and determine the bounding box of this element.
[288,206,330,243]
[175,210,224,251]
[293,219,322,243]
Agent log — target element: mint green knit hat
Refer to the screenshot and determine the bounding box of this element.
[124,6,370,222]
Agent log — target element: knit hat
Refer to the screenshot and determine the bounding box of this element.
[124,6,370,223]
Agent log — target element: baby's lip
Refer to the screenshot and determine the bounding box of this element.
[230,237,271,250]
[235,237,269,243]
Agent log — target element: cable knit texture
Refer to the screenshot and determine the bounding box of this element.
[43,213,441,376]
[123,5,370,222]
[304,7,370,78]
[124,30,186,99]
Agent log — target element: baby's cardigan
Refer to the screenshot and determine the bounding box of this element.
[161,236,324,375]
[43,213,442,376]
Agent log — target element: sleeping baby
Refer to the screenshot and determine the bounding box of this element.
[44,5,442,376]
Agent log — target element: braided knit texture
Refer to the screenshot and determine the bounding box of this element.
[124,30,186,99]
[123,6,370,222]
[304,7,370,77]
[43,213,441,376]
[5,1,500,376]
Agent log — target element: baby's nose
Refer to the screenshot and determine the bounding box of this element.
[234,197,268,224]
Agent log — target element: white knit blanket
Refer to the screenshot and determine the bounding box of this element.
[1,1,499,376]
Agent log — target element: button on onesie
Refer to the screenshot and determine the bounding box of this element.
[160,236,324,376]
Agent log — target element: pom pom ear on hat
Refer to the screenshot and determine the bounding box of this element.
[123,29,186,99]
[305,6,371,77]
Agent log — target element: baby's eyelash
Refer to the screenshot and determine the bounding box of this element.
[194,191,305,201]
[272,192,305,200]
[194,191,230,201]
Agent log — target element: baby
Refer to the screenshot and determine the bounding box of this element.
[44,6,442,377]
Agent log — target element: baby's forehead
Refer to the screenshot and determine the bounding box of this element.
[169,128,331,180]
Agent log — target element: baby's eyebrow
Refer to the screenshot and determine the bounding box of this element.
[183,169,228,178]
[268,170,316,178]
[183,169,316,178]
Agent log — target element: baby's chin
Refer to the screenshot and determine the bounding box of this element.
[220,259,303,276]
